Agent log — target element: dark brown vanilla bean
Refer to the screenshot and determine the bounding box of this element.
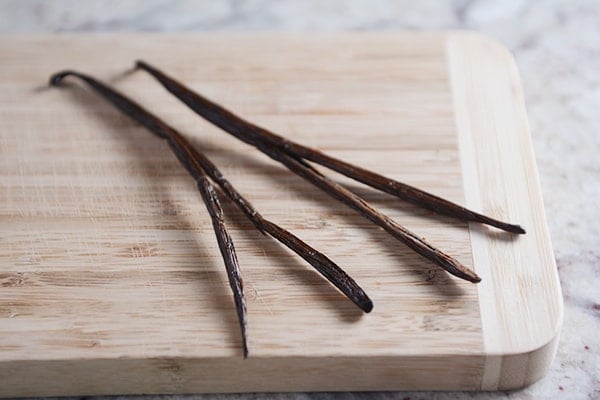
[135,60,525,235]
[257,143,481,283]
[196,178,248,358]
[49,71,250,358]
[49,71,373,329]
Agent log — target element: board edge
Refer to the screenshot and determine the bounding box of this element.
[446,30,563,390]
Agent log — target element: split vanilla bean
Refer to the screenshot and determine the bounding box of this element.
[133,61,482,283]
[135,60,525,235]
[50,71,374,356]
[49,71,249,358]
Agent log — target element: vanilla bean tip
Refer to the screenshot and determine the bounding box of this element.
[459,266,481,283]
[512,225,526,235]
[362,298,374,313]
[49,71,75,87]
[242,342,249,359]
[492,221,526,235]
[444,259,481,283]
[135,60,150,71]
[454,270,481,284]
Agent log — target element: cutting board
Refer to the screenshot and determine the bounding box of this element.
[0,33,562,396]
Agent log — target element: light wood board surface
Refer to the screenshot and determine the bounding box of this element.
[0,33,562,396]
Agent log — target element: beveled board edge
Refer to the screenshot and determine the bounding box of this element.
[446,31,563,390]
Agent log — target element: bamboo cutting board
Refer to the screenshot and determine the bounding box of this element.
[0,33,562,396]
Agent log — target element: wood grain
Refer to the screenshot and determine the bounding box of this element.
[0,33,561,396]
[447,32,563,389]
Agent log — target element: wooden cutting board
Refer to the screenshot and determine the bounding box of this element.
[0,33,562,396]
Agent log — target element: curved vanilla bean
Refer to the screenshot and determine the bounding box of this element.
[49,71,250,358]
[49,72,373,318]
[135,60,524,235]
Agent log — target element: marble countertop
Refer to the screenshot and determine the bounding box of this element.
[0,0,598,399]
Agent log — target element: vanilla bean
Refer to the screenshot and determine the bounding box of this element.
[49,71,250,358]
[258,143,481,283]
[195,178,248,358]
[50,70,373,329]
[135,60,524,235]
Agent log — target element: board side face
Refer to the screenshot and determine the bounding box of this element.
[447,32,563,389]
[0,33,560,394]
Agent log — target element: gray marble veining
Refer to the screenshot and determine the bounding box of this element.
[0,0,598,399]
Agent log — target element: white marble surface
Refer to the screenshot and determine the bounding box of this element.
[0,0,598,399]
